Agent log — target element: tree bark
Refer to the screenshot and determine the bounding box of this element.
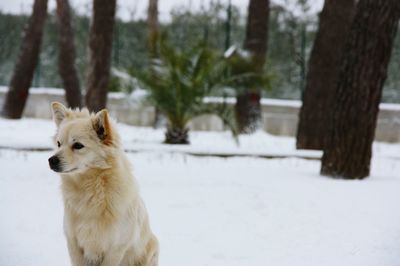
[243,0,269,71]
[147,0,158,60]
[147,0,164,128]
[85,0,116,112]
[236,0,269,134]
[165,126,189,144]
[235,92,261,133]
[1,0,48,119]
[56,0,81,108]
[321,0,400,179]
[296,0,355,150]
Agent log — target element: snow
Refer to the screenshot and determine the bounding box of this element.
[0,86,64,96]
[1,118,399,160]
[0,118,399,266]
[0,117,319,159]
[380,102,400,111]
[0,86,128,100]
[3,86,398,112]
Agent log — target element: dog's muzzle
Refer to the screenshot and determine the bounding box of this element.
[48,155,61,172]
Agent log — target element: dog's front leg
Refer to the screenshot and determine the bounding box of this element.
[100,246,127,266]
[66,236,85,266]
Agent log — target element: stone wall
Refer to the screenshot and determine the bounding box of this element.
[1,87,399,142]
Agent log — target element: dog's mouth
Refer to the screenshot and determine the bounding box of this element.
[49,165,62,173]
[50,166,78,174]
[61,167,78,174]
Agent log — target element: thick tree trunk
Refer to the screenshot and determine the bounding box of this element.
[85,0,116,112]
[1,0,48,119]
[236,0,269,134]
[56,0,81,108]
[296,0,355,150]
[321,0,400,179]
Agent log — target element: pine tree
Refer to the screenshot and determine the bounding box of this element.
[235,0,269,134]
[2,0,48,118]
[321,0,400,179]
[296,0,355,150]
[147,0,159,60]
[85,0,117,112]
[147,0,164,128]
[56,0,81,108]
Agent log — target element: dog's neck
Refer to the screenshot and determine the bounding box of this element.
[60,153,137,223]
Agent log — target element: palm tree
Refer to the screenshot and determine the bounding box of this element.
[137,40,237,144]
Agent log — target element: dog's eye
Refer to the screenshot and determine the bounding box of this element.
[57,141,61,148]
[72,142,84,150]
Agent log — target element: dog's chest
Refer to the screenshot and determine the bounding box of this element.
[62,175,115,216]
[76,218,111,250]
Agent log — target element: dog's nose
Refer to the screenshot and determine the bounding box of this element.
[48,156,60,171]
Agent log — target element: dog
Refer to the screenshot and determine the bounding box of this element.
[48,102,159,266]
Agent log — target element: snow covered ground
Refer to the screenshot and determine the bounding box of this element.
[0,118,399,266]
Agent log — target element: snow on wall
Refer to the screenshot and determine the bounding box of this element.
[0,86,399,142]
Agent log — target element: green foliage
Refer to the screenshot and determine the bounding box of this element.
[0,12,28,85]
[167,1,243,51]
[108,76,121,92]
[1,2,400,102]
[135,38,238,141]
[224,51,273,94]
[266,5,316,99]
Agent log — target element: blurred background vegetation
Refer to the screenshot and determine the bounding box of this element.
[1,2,398,102]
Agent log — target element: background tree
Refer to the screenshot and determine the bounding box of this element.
[137,39,237,144]
[147,0,164,128]
[1,0,48,119]
[85,0,117,112]
[236,0,269,134]
[321,0,400,179]
[147,0,159,60]
[3,3,400,105]
[56,0,81,108]
[296,0,355,150]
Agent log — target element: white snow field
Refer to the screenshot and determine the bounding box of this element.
[0,118,399,266]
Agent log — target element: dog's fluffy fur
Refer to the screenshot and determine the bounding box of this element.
[49,102,159,266]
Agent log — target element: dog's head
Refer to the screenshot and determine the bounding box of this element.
[48,102,118,174]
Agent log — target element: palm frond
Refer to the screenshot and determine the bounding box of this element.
[134,36,254,142]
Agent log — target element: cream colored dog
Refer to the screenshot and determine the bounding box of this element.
[48,102,159,266]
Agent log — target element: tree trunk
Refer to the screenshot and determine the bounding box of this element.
[235,92,261,133]
[296,0,355,150]
[147,0,164,128]
[236,0,269,134]
[244,0,269,70]
[165,126,189,144]
[321,0,400,179]
[56,0,81,108]
[147,0,158,60]
[85,0,116,112]
[1,0,48,119]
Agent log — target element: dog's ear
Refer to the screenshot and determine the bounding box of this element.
[51,102,68,127]
[93,109,113,145]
